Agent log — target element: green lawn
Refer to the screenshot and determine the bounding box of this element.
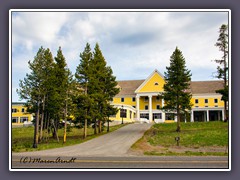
[131,121,229,156]
[12,123,127,152]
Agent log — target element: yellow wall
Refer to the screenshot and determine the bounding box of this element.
[139,96,164,110]
[138,72,165,93]
[191,97,224,108]
[12,104,32,125]
[113,97,136,107]
[109,108,135,122]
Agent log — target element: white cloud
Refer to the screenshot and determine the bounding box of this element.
[11,10,229,102]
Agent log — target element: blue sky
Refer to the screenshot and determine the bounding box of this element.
[11,10,229,102]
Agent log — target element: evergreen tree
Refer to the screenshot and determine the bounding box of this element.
[39,48,55,142]
[52,47,69,141]
[162,47,192,132]
[17,47,48,148]
[75,43,93,138]
[89,43,119,134]
[214,24,228,122]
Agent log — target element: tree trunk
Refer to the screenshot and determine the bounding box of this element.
[52,119,59,143]
[33,100,40,148]
[44,112,48,142]
[176,108,181,132]
[83,118,87,139]
[63,100,68,143]
[107,118,110,132]
[63,121,67,143]
[94,119,97,134]
[39,95,45,142]
[98,120,101,133]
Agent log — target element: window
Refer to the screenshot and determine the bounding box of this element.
[156,96,160,102]
[205,106,208,107]
[205,99,208,103]
[20,117,28,123]
[140,113,149,119]
[144,97,148,102]
[12,108,17,113]
[215,105,218,107]
[195,106,199,108]
[165,113,175,120]
[132,97,136,102]
[154,82,159,85]
[132,106,136,108]
[120,109,127,118]
[12,117,18,123]
[145,105,148,110]
[156,105,160,110]
[195,99,199,104]
[214,99,218,103]
[153,113,162,120]
[109,114,116,118]
[22,108,25,112]
[121,97,124,102]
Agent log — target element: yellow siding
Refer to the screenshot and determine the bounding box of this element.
[139,96,164,110]
[12,104,32,125]
[152,97,164,109]
[191,97,224,108]
[138,72,165,93]
[109,108,135,122]
[113,97,136,106]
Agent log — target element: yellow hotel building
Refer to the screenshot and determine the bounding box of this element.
[11,69,225,125]
[11,102,33,126]
[110,69,225,123]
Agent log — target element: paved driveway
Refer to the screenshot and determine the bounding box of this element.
[12,123,152,157]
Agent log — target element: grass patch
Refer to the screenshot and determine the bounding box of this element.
[12,123,127,152]
[131,121,229,156]
[148,121,228,147]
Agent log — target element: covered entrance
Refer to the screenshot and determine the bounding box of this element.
[192,109,223,122]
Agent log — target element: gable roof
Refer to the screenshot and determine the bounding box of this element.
[116,80,144,97]
[190,80,224,94]
[116,79,224,96]
[135,69,165,93]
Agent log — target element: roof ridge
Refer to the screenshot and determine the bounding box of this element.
[191,80,224,82]
[117,79,145,82]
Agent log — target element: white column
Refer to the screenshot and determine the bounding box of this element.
[191,110,194,122]
[222,109,225,121]
[206,110,209,122]
[136,95,140,120]
[174,114,177,122]
[149,95,152,123]
[162,98,164,108]
[162,112,165,123]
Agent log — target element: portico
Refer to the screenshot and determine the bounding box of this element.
[136,93,165,123]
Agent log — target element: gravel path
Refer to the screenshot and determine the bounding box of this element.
[12,123,152,157]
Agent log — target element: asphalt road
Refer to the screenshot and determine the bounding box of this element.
[11,156,228,169]
[11,123,229,170]
[12,123,152,157]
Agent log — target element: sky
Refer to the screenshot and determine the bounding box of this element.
[11,10,229,102]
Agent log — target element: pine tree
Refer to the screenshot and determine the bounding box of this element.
[38,48,55,142]
[162,47,192,132]
[17,47,48,148]
[52,47,69,141]
[75,43,93,138]
[89,43,106,134]
[214,24,228,122]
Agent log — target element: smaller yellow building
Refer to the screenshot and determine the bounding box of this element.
[12,102,33,126]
